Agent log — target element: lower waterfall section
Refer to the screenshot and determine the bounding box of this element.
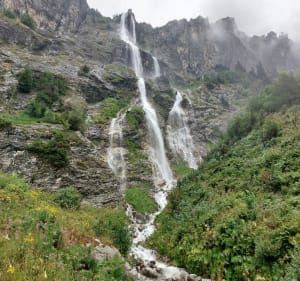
[167,91,198,169]
[107,112,127,192]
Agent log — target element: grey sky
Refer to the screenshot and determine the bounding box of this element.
[87,0,300,41]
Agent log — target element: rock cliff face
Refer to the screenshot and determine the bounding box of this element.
[1,0,89,31]
[0,3,300,207]
[136,16,300,79]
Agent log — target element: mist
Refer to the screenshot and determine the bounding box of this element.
[87,0,300,41]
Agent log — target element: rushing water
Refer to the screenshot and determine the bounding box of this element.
[107,113,127,192]
[152,56,161,78]
[167,91,198,169]
[119,12,191,280]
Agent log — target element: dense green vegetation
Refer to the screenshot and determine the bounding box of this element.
[126,106,144,130]
[0,117,13,132]
[94,209,131,256]
[3,9,17,19]
[0,172,131,281]
[201,62,268,90]
[53,188,82,210]
[20,13,36,30]
[125,187,157,214]
[16,68,87,130]
[2,10,36,30]
[27,131,70,168]
[94,98,129,127]
[148,73,300,280]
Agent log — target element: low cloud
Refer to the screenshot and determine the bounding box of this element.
[87,0,300,41]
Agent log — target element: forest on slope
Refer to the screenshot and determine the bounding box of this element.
[148,73,300,281]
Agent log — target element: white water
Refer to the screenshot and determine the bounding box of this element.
[107,113,127,192]
[120,13,172,185]
[167,91,198,169]
[152,56,161,78]
[120,12,189,279]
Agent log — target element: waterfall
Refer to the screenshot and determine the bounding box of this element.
[152,56,161,78]
[120,13,172,185]
[119,11,192,280]
[107,113,127,192]
[167,91,198,169]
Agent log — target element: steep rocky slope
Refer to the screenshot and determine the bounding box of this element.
[136,16,300,79]
[0,0,298,209]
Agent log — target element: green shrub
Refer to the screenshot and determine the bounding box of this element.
[53,187,82,209]
[283,248,300,280]
[78,65,90,77]
[33,71,67,96]
[17,67,33,93]
[0,117,13,131]
[3,9,17,19]
[24,71,68,119]
[61,109,86,131]
[261,120,281,142]
[125,187,157,214]
[20,13,36,30]
[43,108,58,124]
[226,112,257,142]
[27,131,70,168]
[126,106,144,129]
[94,209,131,256]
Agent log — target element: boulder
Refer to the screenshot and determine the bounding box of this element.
[92,245,121,262]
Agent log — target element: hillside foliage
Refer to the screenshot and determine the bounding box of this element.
[148,73,300,280]
[0,172,132,281]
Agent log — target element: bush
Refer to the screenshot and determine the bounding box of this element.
[0,117,13,131]
[61,109,86,131]
[3,9,17,19]
[53,187,82,209]
[27,131,70,168]
[17,67,33,93]
[20,13,36,30]
[94,209,131,256]
[226,112,257,143]
[126,106,144,129]
[125,187,157,214]
[43,108,58,124]
[78,65,90,77]
[261,120,281,142]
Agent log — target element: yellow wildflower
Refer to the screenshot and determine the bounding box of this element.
[28,190,40,197]
[7,264,15,273]
[24,232,34,243]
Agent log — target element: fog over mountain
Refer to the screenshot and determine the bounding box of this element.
[87,0,300,41]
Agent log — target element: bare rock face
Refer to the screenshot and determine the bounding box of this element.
[135,14,300,79]
[0,125,123,207]
[1,0,89,32]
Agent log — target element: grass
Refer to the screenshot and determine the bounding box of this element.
[125,187,157,214]
[0,172,132,281]
[0,113,41,125]
[94,98,129,127]
[175,160,194,178]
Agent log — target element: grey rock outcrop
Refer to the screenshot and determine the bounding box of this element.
[1,0,89,32]
[136,14,300,79]
[92,244,121,262]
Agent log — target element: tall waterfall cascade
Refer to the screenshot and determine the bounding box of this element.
[120,12,173,185]
[107,113,127,192]
[119,11,191,280]
[167,91,198,169]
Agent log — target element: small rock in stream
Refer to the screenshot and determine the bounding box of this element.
[141,267,160,279]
